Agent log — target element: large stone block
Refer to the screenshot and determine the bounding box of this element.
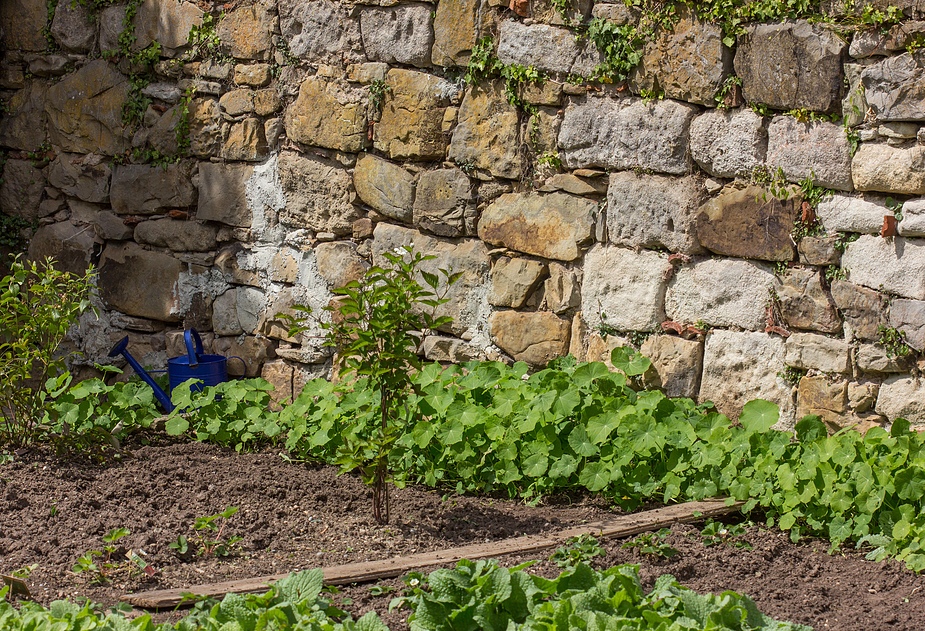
[45,60,131,156]
[217,4,274,61]
[580,245,671,333]
[431,0,480,67]
[0,81,48,152]
[197,162,254,228]
[766,117,854,191]
[187,97,223,157]
[666,258,775,330]
[497,20,581,75]
[797,376,848,427]
[689,108,767,179]
[785,332,850,373]
[132,0,203,50]
[212,286,265,336]
[842,235,925,300]
[278,151,359,236]
[51,2,95,53]
[889,299,925,352]
[734,21,846,113]
[0,0,47,51]
[558,96,697,174]
[776,268,841,334]
[856,344,912,373]
[413,168,474,237]
[279,0,363,63]
[876,376,925,427]
[489,257,546,309]
[27,221,96,275]
[353,154,414,222]
[284,78,367,153]
[543,262,580,314]
[607,172,706,255]
[489,311,570,366]
[110,162,196,215]
[315,241,369,289]
[374,69,458,160]
[0,159,45,221]
[134,218,218,252]
[448,83,523,180]
[700,330,794,426]
[852,143,925,195]
[817,193,894,234]
[639,335,703,399]
[479,191,597,261]
[861,52,925,122]
[98,242,183,322]
[360,4,433,67]
[695,185,798,262]
[48,153,112,204]
[830,279,888,341]
[899,198,925,237]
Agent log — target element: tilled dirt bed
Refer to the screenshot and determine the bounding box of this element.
[2,441,924,630]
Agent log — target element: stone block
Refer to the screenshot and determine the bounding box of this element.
[187,98,223,157]
[852,143,925,195]
[261,359,295,407]
[47,153,111,204]
[489,257,546,309]
[134,219,218,252]
[639,335,703,399]
[898,198,925,237]
[0,159,45,221]
[110,162,196,215]
[374,69,458,160]
[285,77,367,153]
[689,108,767,179]
[132,0,203,50]
[785,332,850,373]
[221,118,269,162]
[360,4,434,67]
[278,151,360,236]
[235,63,272,87]
[279,0,362,63]
[857,344,913,373]
[217,4,274,61]
[315,241,369,289]
[797,376,848,426]
[51,2,95,53]
[422,336,486,363]
[889,299,925,351]
[666,258,775,330]
[798,235,840,266]
[776,268,841,334]
[817,193,894,234]
[0,81,48,152]
[479,191,597,261]
[352,154,414,223]
[413,168,474,237]
[448,82,523,180]
[842,62,867,127]
[219,89,255,116]
[876,376,925,427]
[212,335,274,378]
[830,279,888,341]
[544,262,580,314]
[431,0,480,67]
[766,117,854,191]
[842,235,925,300]
[861,52,925,122]
[98,242,183,322]
[489,310,570,367]
[198,162,254,228]
[497,20,581,74]
[0,0,48,50]
[93,212,134,241]
[27,221,96,276]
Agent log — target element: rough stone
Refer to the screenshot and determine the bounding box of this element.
[898,198,925,237]
[817,193,894,234]
[198,162,254,228]
[214,286,265,336]
[421,336,486,363]
[861,52,925,122]
[489,311,570,367]
[842,62,867,127]
[25,54,69,78]
[448,83,523,180]
[135,219,218,252]
[51,2,95,53]
[695,185,798,262]
[431,0,480,67]
[212,336,274,378]
[315,241,369,289]
[876,376,925,426]
[235,63,272,87]
[253,90,281,117]
[352,154,414,223]
[766,117,854,191]
[47,154,111,204]
[798,235,841,266]
[413,168,473,237]
[666,258,776,330]
[261,360,295,406]
[132,0,203,50]
[360,4,433,67]
[559,96,697,174]
[776,268,841,334]
[220,89,255,116]
[278,0,363,63]
[278,152,359,236]
[0,0,47,50]
[734,21,846,113]
[45,60,131,156]
[842,235,925,300]
[689,108,767,179]
[479,191,597,261]
[852,143,925,195]
[700,330,794,426]
[889,299,925,352]
[27,221,96,275]
[538,174,604,196]
[217,4,274,61]
[580,245,670,332]
[110,162,196,215]
[543,263,580,314]
[285,77,367,153]
[488,257,546,308]
[0,81,48,152]
[797,376,848,427]
[374,69,457,160]
[221,118,269,162]
[607,172,707,255]
[785,333,850,373]
[93,212,134,241]
[187,98,223,157]
[639,335,703,399]
[98,242,183,322]
[497,20,581,75]
[0,159,45,221]
[857,344,913,373]
[830,279,888,341]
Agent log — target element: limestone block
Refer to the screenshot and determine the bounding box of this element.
[217,4,274,61]
[269,249,299,284]
[581,245,670,333]
[889,299,925,351]
[830,279,888,341]
[132,0,203,50]
[797,376,848,426]
[0,0,47,51]
[817,193,893,234]
[852,143,925,195]
[539,173,604,196]
[734,21,846,113]
[93,212,134,241]
[898,198,925,237]
[607,172,707,255]
[479,191,597,261]
[279,0,362,63]
[27,54,70,78]
[27,221,96,275]
[422,336,486,363]
[0,160,45,221]
[544,262,580,314]
[98,242,183,322]
[785,333,850,373]
[213,335,274,377]
[372,223,490,338]
[315,241,369,289]
[254,90,281,117]
[278,151,360,236]
[666,258,775,330]
[695,185,798,262]
[262,360,295,406]
[285,77,367,153]
[215,244,262,287]
[640,335,703,399]
[558,96,697,174]
[353,154,415,222]
[591,2,639,23]
[876,376,925,426]
[497,20,581,75]
[700,330,794,426]
[766,117,854,191]
[414,168,473,237]
[798,235,840,266]
[110,162,196,215]
[220,89,255,116]
[842,62,867,127]
[857,344,913,373]
[633,6,732,106]
[235,64,272,87]
[448,83,523,180]
[0,81,48,152]
[212,290,243,336]
[134,219,218,252]
[431,0,480,67]
[489,311,570,367]
[861,52,925,122]
[374,69,458,160]
[489,257,546,308]
[198,162,254,228]
[776,268,841,334]
[51,2,95,53]
[221,118,269,162]
[45,60,131,156]
[842,235,925,300]
[689,108,767,179]
[187,98,223,157]
[360,4,434,67]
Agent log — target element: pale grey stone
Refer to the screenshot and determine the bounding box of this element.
[843,62,867,128]
[776,268,842,334]
[142,82,183,103]
[842,235,925,300]
[497,20,581,75]
[353,154,414,222]
[27,221,96,276]
[861,52,925,122]
[766,117,854,191]
[93,211,134,241]
[278,0,363,63]
[134,219,218,252]
[544,262,580,314]
[879,122,920,138]
[489,257,546,309]
[856,344,912,373]
[817,193,894,234]
[212,290,243,336]
[852,143,925,195]
[830,279,887,341]
[198,162,254,228]
[785,332,851,373]
[110,162,196,215]
[132,0,203,50]
[580,245,671,333]
[689,108,767,179]
[360,4,433,67]
[876,376,925,427]
[898,198,925,237]
[666,258,776,331]
[413,168,473,237]
[48,153,111,204]
[422,336,486,363]
[51,1,95,53]
[889,299,925,351]
[278,151,360,236]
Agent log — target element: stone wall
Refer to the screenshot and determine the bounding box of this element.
[2,0,925,429]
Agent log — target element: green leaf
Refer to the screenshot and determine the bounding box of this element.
[578,461,611,492]
[739,399,779,434]
[165,416,190,435]
[610,347,651,376]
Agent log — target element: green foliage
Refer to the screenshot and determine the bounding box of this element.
[586,18,644,82]
[877,326,914,359]
[824,264,846,283]
[550,534,605,568]
[0,258,95,452]
[191,506,242,557]
[0,214,32,251]
[621,528,679,558]
[777,366,805,387]
[368,79,392,115]
[714,75,742,109]
[833,231,859,253]
[464,37,503,86]
[700,519,753,549]
[72,527,132,585]
[187,13,224,60]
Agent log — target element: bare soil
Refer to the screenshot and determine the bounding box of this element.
[1,441,924,630]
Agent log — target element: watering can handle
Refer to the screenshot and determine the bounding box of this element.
[183,329,205,367]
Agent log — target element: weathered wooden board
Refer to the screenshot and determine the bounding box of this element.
[124,499,742,609]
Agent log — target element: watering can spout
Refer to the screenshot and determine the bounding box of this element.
[108,336,175,413]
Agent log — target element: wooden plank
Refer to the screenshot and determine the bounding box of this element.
[123,499,742,609]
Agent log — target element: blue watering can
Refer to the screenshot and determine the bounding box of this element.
[108,329,236,413]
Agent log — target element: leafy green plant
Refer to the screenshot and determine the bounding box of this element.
[586,18,644,83]
[621,528,679,558]
[714,74,742,108]
[824,264,847,283]
[877,326,914,359]
[72,527,131,585]
[0,214,32,251]
[777,366,806,387]
[190,506,242,557]
[833,231,859,253]
[550,534,605,568]
[368,78,392,116]
[700,519,753,549]
[188,12,224,61]
[464,37,503,86]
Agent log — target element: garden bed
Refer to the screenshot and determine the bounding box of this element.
[2,441,924,630]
